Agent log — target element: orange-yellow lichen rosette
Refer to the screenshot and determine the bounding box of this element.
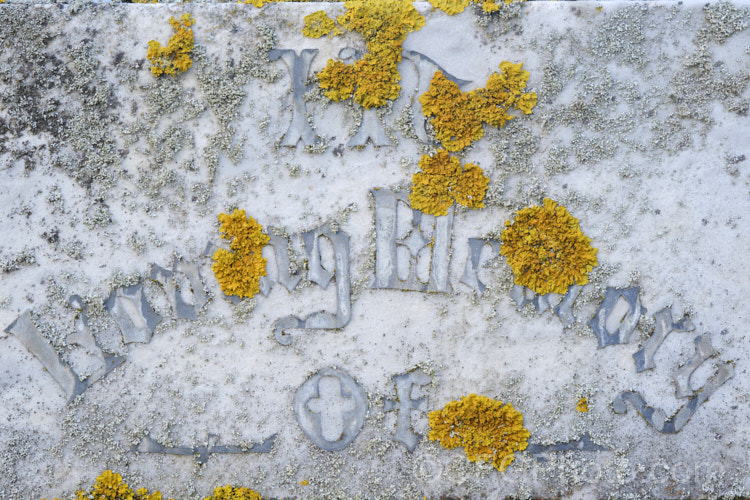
[409,149,489,216]
[302,11,339,38]
[203,484,262,500]
[420,61,537,152]
[428,393,529,471]
[48,470,165,500]
[317,0,426,109]
[147,14,195,77]
[500,198,598,295]
[212,209,270,298]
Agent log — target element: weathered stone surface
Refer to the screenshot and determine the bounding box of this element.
[0,2,747,498]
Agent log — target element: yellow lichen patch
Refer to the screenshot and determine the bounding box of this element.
[420,61,537,152]
[203,485,262,500]
[317,60,356,102]
[577,397,589,412]
[428,393,530,472]
[40,470,167,500]
[303,11,340,38]
[42,472,267,500]
[147,14,194,77]
[500,198,598,295]
[409,149,489,216]
[317,0,425,109]
[212,209,270,298]
[428,0,470,15]
[480,0,525,12]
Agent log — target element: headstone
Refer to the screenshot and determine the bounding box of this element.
[0,2,746,497]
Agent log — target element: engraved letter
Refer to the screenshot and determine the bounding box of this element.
[632,306,694,372]
[104,283,162,344]
[150,259,208,320]
[673,333,714,399]
[269,48,320,147]
[460,238,500,297]
[259,232,303,296]
[371,188,453,293]
[384,369,432,452]
[273,224,351,345]
[588,286,646,348]
[5,311,86,402]
[613,362,734,433]
[402,49,470,144]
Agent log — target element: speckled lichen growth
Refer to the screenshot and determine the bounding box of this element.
[303,11,340,38]
[500,198,598,295]
[203,485,262,500]
[317,0,426,109]
[212,209,270,298]
[420,61,537,152]
[147,14,195,77]
[428,0,525,15]
[41,470,166,500]
[409,149,489,216]
[428,393,530,472]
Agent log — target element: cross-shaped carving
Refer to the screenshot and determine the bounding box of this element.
[307,376,357,442]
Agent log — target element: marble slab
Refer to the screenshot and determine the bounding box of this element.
[1,1,749,498]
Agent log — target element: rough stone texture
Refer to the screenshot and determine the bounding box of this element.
[1,2,749,499]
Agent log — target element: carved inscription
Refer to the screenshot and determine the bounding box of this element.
[104,283,162,344]
[131,433,276,465]
[613,362,734,434]
[588,286,646,348]
[273,223,351,345]
[371,188,453,293]
[384,369,432,452]
[269,48,320,147]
